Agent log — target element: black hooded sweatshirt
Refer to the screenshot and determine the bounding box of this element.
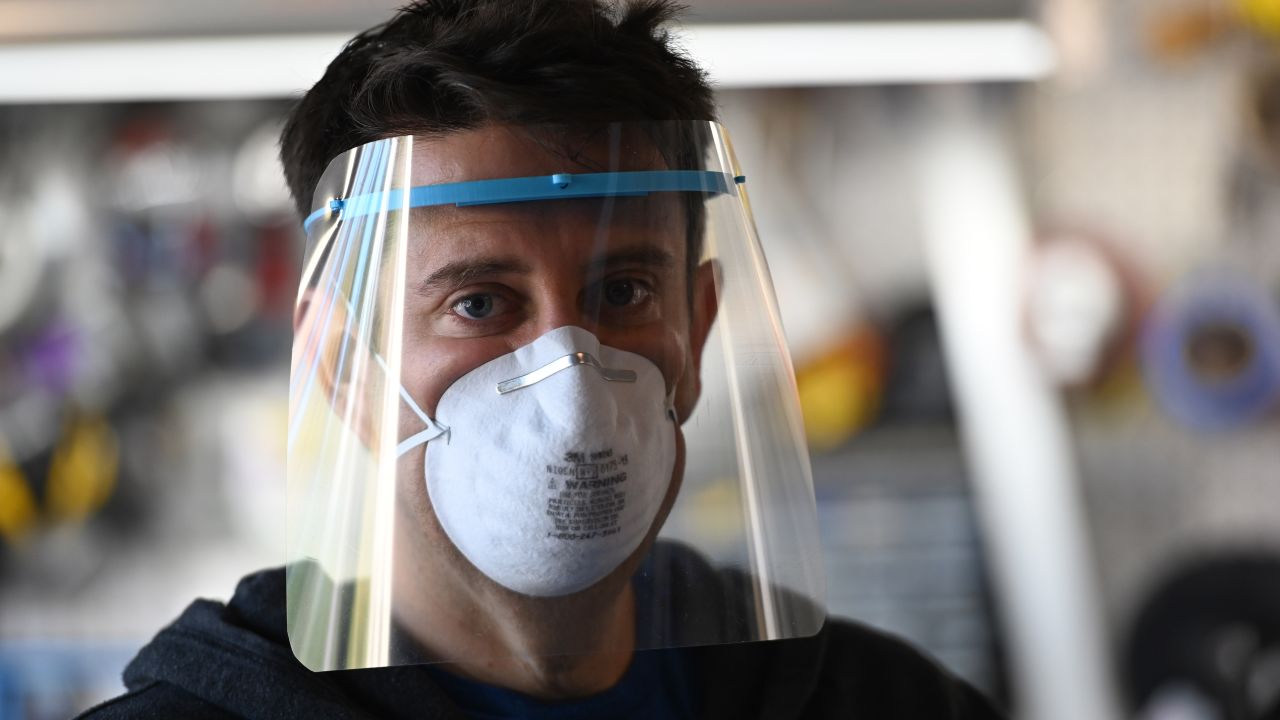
[78,544,1006,719]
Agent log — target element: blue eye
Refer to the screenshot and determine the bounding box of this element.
[455,294,495,319]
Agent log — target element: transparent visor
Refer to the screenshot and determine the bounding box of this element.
[287,122,825,671]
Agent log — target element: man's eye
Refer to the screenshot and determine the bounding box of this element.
[453,294,496,319]
[603,279,651,307]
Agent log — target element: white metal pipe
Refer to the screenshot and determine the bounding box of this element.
[914,86,1120,720]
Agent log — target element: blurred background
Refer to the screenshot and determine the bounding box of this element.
[2,0,1280,718]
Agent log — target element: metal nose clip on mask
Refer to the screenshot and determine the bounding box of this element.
[396,326,677,598]
[496,349,638,395]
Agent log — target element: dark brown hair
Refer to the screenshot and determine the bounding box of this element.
[279,0,717,220]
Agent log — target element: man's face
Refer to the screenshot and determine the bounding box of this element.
[391,125,717,596]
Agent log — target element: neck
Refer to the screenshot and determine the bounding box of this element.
[444,586,636,699]
[393,514,638,699]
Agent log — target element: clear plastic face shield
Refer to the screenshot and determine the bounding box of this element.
[287,121,825,671]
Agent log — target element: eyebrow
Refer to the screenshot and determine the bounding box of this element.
[416,257,532,296]
[581,245,677,276]
[415,244,678,297]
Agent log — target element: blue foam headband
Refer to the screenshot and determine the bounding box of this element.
[304,170,743,235]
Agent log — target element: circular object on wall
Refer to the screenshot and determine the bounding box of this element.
[1126,553,1280,720]
[1026,238,1127,386]
[1140,270,1280,431]
[1025,230,1149,390]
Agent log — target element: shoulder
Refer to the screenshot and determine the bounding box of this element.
[75,681,238,719]
[654,541,1006,720]
[80,565,388,719]
[689,617,1005,719]
[690,617,1006,720]
[814,618,1005,718]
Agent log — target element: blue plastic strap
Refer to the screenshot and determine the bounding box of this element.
[303,170,736,234]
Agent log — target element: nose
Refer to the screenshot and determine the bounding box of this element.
[527,284,603,342]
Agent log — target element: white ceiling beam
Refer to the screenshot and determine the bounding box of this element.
[0,21,1055,104]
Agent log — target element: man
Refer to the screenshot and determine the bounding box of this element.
[81,1,1006,717]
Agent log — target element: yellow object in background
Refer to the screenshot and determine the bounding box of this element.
[687,479,744,545]
[1239,0,1280,38]
[47,414,120,523]
[1146,0,1280,62]
[0,415,120,542]
[0,449,38,542]
[795,327,887,452]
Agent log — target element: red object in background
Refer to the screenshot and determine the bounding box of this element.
[254,222,299,320]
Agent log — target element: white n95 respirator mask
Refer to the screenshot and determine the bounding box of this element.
[394,326,677,598]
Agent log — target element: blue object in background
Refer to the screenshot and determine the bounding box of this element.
[1141,270,1280,431]
[0,642,138,720]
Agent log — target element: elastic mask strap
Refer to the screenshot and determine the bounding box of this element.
[371,352,450,457]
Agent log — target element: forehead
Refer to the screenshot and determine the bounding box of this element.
[406,126,687,265]
[408,124,672,182]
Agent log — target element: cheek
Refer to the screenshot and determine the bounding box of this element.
[394,429,453,556]
[649,324,695,418]
[396,336,510,438]
[606,324,690,400]
[673,370,698,422]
